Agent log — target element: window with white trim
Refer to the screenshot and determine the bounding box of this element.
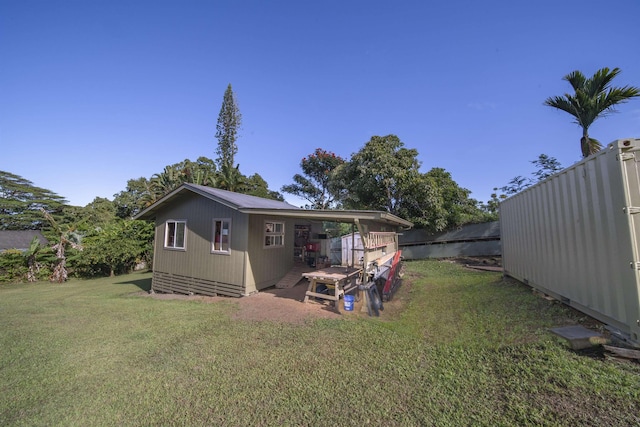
[165,220,186,249]
[264,221,285,247]
[212,219,231,254]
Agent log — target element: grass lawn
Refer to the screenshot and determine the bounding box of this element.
[1,260,639,426]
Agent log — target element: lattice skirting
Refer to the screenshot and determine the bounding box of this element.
[152,271,243,297]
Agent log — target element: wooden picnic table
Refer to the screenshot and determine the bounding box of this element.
[302,266,361,307]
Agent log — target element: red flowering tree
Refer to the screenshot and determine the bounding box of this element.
[281,148,345,209]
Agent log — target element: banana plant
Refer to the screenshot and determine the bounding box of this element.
[40,208,82,283]
[24,236,42,282]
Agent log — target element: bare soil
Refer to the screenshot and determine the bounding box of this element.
[142,276,410,324]
[140,257,498,324]
[143,279,351,324]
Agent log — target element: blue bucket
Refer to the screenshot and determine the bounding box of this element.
[343,294,355,311]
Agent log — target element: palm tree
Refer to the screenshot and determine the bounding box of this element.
[544,67,640,157]
[182,157,217,187]
[217,163,245,192]
[149,166,182,199]
[138,179,158,208]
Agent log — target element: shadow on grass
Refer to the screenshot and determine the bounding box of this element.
[572,346,606,361]
[115,276,152,292]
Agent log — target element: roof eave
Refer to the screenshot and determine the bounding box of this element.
[238,208,413,228]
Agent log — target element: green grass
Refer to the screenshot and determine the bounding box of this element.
[1,260,639,426]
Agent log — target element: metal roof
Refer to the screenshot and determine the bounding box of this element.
[184,184,301,210]
[134,183,300,220]
[134,183,413,228]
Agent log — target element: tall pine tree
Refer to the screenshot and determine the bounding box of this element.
[215,84,242,171]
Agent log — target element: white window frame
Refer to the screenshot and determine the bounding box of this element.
[212,218,231,254]
[264,220,285,248]
[164,220,187,250]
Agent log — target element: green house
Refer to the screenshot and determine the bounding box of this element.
[135,183,412,297]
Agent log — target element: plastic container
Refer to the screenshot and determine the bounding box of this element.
[343,294,355,311]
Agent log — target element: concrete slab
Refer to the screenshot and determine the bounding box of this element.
[549,325,609,350]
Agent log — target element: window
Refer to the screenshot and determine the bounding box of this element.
[212,219,231,253]
[165,220,186,249]
[264,221,285,247]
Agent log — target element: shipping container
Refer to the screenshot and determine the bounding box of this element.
[500,138,640,344]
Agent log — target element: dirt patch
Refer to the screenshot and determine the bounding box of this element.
[226,283,343,324]
[139,277,409,324]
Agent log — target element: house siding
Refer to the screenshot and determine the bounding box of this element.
[243,214,296,294]
[152,193,248,297]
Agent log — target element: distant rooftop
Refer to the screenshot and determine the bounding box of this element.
[0,230,49,252]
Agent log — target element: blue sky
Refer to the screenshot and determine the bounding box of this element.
[2,0,639,208]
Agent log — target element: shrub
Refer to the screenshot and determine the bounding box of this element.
[0,249,27,283]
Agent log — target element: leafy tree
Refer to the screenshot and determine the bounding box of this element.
[113,177,155,219]
[77,197,116,228]
[0,171,67,230]
[334,135,489,231]
[77,220,153,277]
[423,168,488,229]
[482,193,503,218]
[391,172,443,230]
[544,67,640,157]
[497,154,563,196]
[180,157,217,187]
[335,135,424,214]
[498,175,532,196]
[531,153,563,181]
[282,148,345,209]
[215,83,242,171]
[0,249,27,283]
[245,173,284,200]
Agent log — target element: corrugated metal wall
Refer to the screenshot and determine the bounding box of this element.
[500,138,640,343]
[399,222,501,259]
[401,241,501,259]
